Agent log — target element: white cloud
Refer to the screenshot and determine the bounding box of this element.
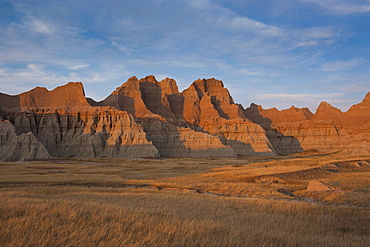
[256,92,343,100]
[68,64,90,70]
[292,26,339,49]
[301,0,370,15]
[27,64,44,71]
[186,0,212,10]
[111,41,131,54]
[1,0,342,76]
[334,84,369,93]
[0,63,129,97]
[303,26,337,39]
[183,0,285,40]
[297,40,318,47]
[320,58,366,71]
[1,0,369,108]
[229,16,284,36]
[237,68,266,76]
[28,18,52,34]
[253,92,347,111]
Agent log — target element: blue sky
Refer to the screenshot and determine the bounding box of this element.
[0,0,369,111]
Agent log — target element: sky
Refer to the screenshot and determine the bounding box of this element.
[0,0,369,112]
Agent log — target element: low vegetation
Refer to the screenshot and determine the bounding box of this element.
[1,153,369,246]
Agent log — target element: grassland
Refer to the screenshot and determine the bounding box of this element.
[1,153,369,246]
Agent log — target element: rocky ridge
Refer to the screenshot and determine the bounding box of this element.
[0,75,369,160]
[244,93,370,155]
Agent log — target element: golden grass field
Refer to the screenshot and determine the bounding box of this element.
[1,153,370,246]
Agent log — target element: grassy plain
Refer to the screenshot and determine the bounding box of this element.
[1,153,369,246]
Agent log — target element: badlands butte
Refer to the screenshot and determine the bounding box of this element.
[0,75,369,161]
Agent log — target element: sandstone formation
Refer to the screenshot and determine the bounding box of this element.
[244,103,311,154]
[306,180,332,191]
[0,107,159,160]
[136,118,237,158]
[91,76,154,118]
[200,118,276,156]
[339,93,370,155]
[180,79,276,156]
[0,81,159,160]
[0,82,90,110]
[1,75,369,160]
[95,76,274,157]
[244,94,370,155]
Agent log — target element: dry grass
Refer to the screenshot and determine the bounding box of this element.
[1,187,369,247]
[0,154,369,246]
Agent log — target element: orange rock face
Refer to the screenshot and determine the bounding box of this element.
[0,82,90,110]
[191,78,245,120]
[245,92,370,155]
[177,78,275,156]
[200,118,276,156]
[94,76,153,117]
[92,76,275,157]
[1,75,369,160]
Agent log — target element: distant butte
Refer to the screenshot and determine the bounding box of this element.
[1,75,369,161]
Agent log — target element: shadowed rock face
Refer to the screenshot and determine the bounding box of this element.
[136,118,237,158]
[0,120,52,161]
[1,75,369,160]
[0,107,159,160]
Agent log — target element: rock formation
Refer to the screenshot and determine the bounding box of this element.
[1,75,369,160]
[136,118,237,157]
[180,78,276,156]
[0,120,52,161]
[0,107,159,160]
[0,82,90,110]
[245,93,370,155]
[0,81,159,160]
[306,180,332,191]
[339,92,370,154]
[244,104,311,154]
[94,76,274,157]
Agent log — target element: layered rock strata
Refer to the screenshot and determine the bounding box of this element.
[185,79,276,156]
[245,93,370,155]
[0,107,159,160]
[1,75,369,160]
[0,82,160,160]
[0,120,52,161]
[94,76,275,157]
[136,118,237,157]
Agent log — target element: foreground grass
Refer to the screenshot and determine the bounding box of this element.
[0,154,369,246]
[1,187,369,247]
